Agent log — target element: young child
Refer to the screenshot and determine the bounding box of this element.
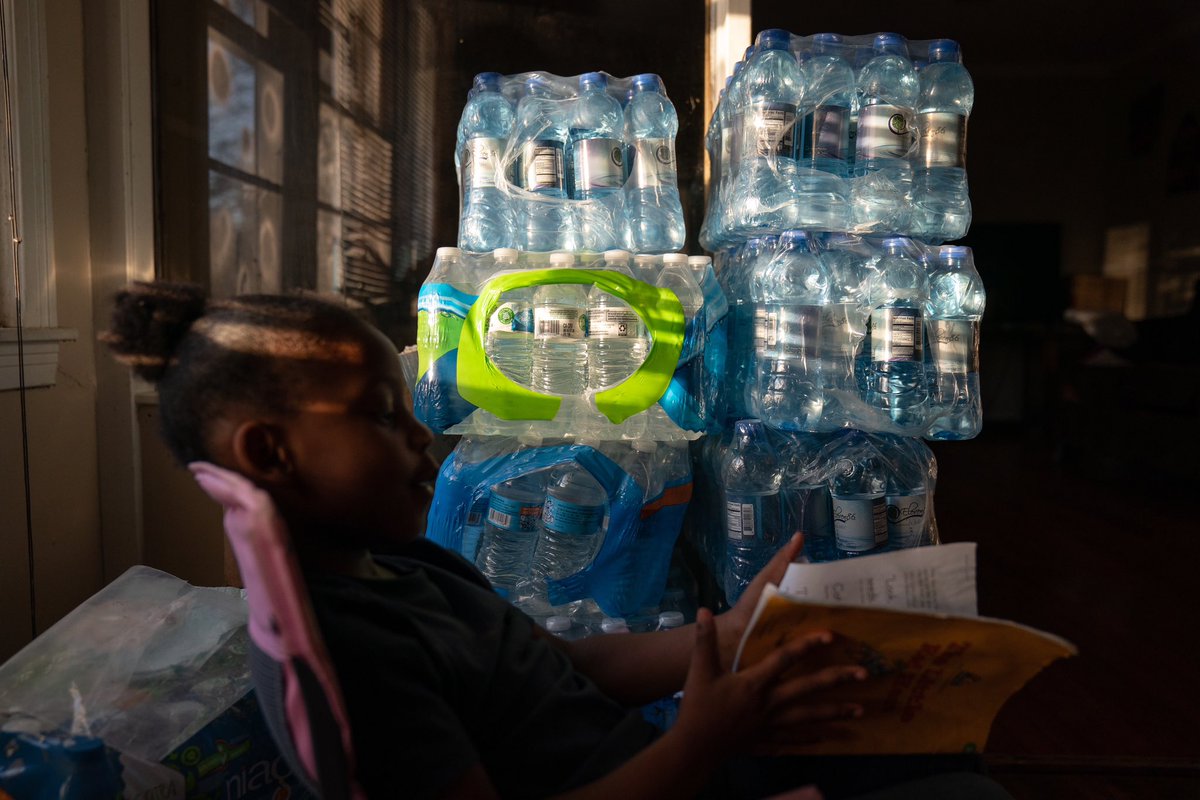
[104,282,975,800]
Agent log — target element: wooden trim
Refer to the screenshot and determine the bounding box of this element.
[703,0,750,188]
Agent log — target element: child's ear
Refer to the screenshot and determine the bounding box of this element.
[230,420,295,485]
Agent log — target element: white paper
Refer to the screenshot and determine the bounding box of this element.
[779,542,978,617]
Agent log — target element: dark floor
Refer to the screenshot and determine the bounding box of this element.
[928,425,1200,799]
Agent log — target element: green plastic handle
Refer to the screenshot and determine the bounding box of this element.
[457,269,684,423]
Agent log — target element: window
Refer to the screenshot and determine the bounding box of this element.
[0,0,75,391]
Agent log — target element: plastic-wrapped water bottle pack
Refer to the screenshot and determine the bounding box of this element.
[688,425,939,604]
[700,29,973,249]
[456,70,686,254]
[415,246,728,441]
[426,434,694,626]
[714,233,985,440]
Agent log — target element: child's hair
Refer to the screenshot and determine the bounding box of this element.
[103,282,373,465]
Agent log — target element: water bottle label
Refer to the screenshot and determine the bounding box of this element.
[797,105,849,162]
[886,493,928,548]
[820,304,858,356]
[871,307,923,362]
[725,494,759,542]
[632,138,677,188]
[520,140,565,191]
[767,304,821,357]
[462,137,503,189]
[589,306,644,338]
[832,495,887,551]
[572,137,624,192]
[752,305,777,352]
[543,494,604,536]
[929,319,978,372]
[745,102,797,159]
[487,493,542,532]
[856,104,912,160]
[916,111,967,168]
[489,302,529,333]
[535,304,587,338]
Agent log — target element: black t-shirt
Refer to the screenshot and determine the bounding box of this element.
[306,539,658,799]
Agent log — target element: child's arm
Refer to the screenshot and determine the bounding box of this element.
[438,606,865,799]
[562,534,806,706]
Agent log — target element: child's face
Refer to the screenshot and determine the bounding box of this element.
[277,325,438,549]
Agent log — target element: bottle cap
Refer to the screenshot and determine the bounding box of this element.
[756,29,792,52]
[634,254,660,267]
[516,431,544,447]
[545,615,572,633]
[658,611,685,629]
[873,32,907,55]
[661,253,688,267]
[435,246,462,258]
[780,230,811,250]
[492,247,520,263]
[549,251,575,267]
[580,71,608,90]
[473,72,503,93]
[881,236,910,253]
[928,39,960,63]
[632,73,662,94]
[603,249,632,263]
[688,255,711,271]
[939,245,971,260]
[600,617,629,633]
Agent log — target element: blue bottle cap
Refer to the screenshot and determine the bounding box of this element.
[928,39,961,63]
[757,28,792,52]
[780,230,810,250]
[873,32,907,55]
[813,32,843,45]
[633,73,662,93]
[939,245,971,260]
[473,72,503,93]
[882,236,910,253]
[580,71,608,90]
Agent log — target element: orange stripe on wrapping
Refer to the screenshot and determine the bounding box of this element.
[640,483,694,519]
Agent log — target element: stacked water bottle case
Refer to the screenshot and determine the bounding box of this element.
[420,70,717,638]
[692,30,985,604]
[457,70,686,254]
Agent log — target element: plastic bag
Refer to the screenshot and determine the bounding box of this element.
[0,566,250,764]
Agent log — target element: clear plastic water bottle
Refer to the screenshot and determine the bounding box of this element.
[794,33,853,230]
[828,432,888,558]
[722,419,785,604]
[699,80,730,251]
[925,245,985,439]
[632,252,661,284]
[865,237,929,430]
[624,74,686,253]
[884,434,934,550]
[570,72,625,251]
[474,433,544,589]
[816,233,871,429]
[588,249,647,389]
[776,430,835,562]
[911,39,974,243]
[730,30,802,236]
[528,455,608,598]
[531,251,588,396]
[749,231,830,431]
[851,33,918,233]
[655,254,706,434]
[457,73,515,252]
[485,247,534,387]
[513,77,570,251]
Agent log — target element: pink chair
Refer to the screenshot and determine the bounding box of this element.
[191,462,367,800]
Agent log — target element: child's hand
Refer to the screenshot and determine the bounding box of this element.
[674,608,865,757]
[715,533,805,669]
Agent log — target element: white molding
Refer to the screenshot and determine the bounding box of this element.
[0,327,76,390]
[87,0,155,582]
